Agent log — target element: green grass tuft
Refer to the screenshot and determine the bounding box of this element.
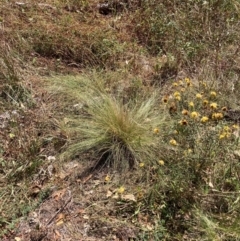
[50,75,165,170]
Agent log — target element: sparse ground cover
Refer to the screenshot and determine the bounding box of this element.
[1,0,240,240]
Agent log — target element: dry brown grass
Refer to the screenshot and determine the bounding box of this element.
[1,0,240,240]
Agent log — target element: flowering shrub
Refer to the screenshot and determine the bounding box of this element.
[142,77,240,239]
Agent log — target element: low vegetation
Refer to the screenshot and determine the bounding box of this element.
[50,75,166,170]
[0,0,240,240]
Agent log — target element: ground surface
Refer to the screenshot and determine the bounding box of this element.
[1,1,240,241]
[0,2,148,240]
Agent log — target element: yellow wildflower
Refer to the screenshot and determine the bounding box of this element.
[189,101,194,108]
[211,113,217,119]
[169,103,177,114]
[222,106,227,111]
[184,149,193,156]
[191,111,200,119]
[117,186,125,194]
[173,130,178,135]
[162,96,168,103]
[154,128,160,134]
[223,126,231,132]
[174,91,180,97]
[210,102,218,109]
[105,175,111,182]
[169,139,178,146]
[203,99,209,106]
[175,95,181,101]
[210,91,217,98]
[178,80,184,86]
[180,88,186,92]
[174,91,181,101]
[212,112,223,120]
[232,124,239,129]
[217,113,223,119]
[219,132,231,140]
[185,78,192,86]
[158,160,164,166]
[218,113,224,119]
[182,109,189,115]
[179,119,188,125]
[219,134,226,139]
[201,81,207,88]
[139,162,145,168]
[201,116,209,123]
[219,130,231,139]
[225,132,231,138]
[222,127,231,138]
[196,93,203,99]
[173,82,178,87]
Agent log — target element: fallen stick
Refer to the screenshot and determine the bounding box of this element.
[46,195,72,227]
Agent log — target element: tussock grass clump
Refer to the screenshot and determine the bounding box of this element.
[50,75,164,170]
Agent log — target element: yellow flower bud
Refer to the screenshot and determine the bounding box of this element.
[196,93,203,99]
[169,139,178,146]
[189,101,194,108]
[210,91,217,97]
[179,119,188,125]
[158,160,165,166]
[162,96,168,103]
[210,102,218,109]
[212,112,223,120]
[201,116,209,123]
[185,78,192,86]
[139,162,145,167]
[117,186,125,194]
[203,99,209,106]
[191,111,200,119]
[105,175,110,182]
[182,109,189,115]
[153,128,160,134]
